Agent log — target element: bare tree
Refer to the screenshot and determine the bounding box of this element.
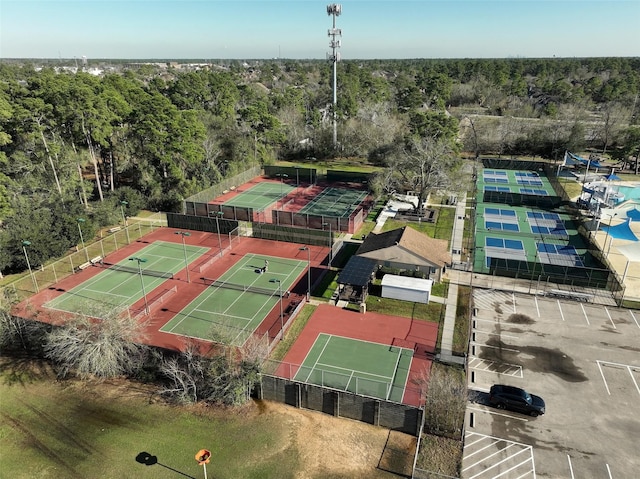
[157,320,264,406]
[44,305,148,379]
[423,365,467,438]
[381,136,463,214]
[0,307,48,354]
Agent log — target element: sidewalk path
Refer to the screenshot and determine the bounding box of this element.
[439,193,467,363]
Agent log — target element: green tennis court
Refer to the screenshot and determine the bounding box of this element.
[221,182,296,210]
[160,253,307,346]
[44,241,209,314]
[299,187,368,217]
[294,334,413,402]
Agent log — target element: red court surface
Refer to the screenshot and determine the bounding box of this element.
[279,304,438,407]
[12,228,329,354]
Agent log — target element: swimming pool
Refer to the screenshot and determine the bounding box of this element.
[615,184,640,202]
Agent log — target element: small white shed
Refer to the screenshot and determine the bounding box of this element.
[381,274,433,304]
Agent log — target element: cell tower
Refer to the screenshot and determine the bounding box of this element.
[326,4,342,149]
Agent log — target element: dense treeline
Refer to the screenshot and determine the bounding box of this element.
[1,57,638,275]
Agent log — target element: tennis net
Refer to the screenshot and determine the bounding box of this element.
[102,262,174,279]
[203,277,282,297]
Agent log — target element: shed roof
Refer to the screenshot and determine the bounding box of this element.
[381,274,433,291]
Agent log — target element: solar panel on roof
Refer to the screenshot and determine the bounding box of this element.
[504,239,524,250]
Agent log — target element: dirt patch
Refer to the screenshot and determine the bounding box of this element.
[259,400,401,479]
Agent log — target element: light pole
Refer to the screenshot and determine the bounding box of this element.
[120,200,130,243]
[22,240,39,293]
[269,278,284,340]
[276,173,288,210]
[175,231,191,283]
[77,218,90,262]
[120,200,128,226]
[323,222,332,267]
[299,246,311,301]
[605,213,618,258]
[129,257,149,315]
[211,211,224,257]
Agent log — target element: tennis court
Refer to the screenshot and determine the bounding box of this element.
[44,241,209,314]
[293,333,413,402]
[160,253,307,346]
[298,187,368,217]
[220,182,296,210]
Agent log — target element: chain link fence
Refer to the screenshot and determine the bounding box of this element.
[2,217,165,306]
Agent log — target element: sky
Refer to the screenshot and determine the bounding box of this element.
[1,0,639,59]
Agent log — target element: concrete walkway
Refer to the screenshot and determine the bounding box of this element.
[439,194,467,364]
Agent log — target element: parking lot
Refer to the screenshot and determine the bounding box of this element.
[463,289,640,479]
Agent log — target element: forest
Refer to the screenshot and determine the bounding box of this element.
[1,57,639,275]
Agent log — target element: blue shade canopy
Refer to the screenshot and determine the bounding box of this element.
[568,151,602,168]
[626,208,640,221]
[605,174,622,181]
[601,218,639,241]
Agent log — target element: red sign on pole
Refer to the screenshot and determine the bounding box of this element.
[195,449,211,465]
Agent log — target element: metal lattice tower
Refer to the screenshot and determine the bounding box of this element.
[326,4,342,149]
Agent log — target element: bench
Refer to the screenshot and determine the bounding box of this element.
[76,261,92,272]
[108,226,122,233]
[90,256,103,265]
[284,300,301,316]
[545,289,594,302]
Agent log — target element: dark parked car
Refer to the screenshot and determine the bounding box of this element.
[489,385,546,417]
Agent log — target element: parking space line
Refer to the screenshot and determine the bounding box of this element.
[629,367,640,396]
[467,406,529,421]
[629,310,639,329]
[567,455,575,479]
[492,456,534,479]
[557,300,565,321]
[467,447,531,479]
[534,296,540,317]
[605,307,616,329]
[512,292,516,314]
[473,329,518,340]
[463,443,518,472]
[468,357,523,377]
[464,438,504,458]
[473,342,520,353]
[580,303,590,325]
[606,463,612,478]
[597,360,611,395]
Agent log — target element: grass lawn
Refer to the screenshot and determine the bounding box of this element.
[381,207,454,245]
[0,362,300,479]
[270,304,317,361]
[365,296,445,324]
[0,358,403,479]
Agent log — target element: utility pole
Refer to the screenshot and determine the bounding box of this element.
[326,4,342,149]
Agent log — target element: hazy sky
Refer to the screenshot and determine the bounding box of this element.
[1,0,638,59]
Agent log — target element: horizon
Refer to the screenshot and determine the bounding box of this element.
[2,1,639,60]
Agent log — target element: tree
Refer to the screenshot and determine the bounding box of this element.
[380,136,463,214]
[44,304,148,379]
